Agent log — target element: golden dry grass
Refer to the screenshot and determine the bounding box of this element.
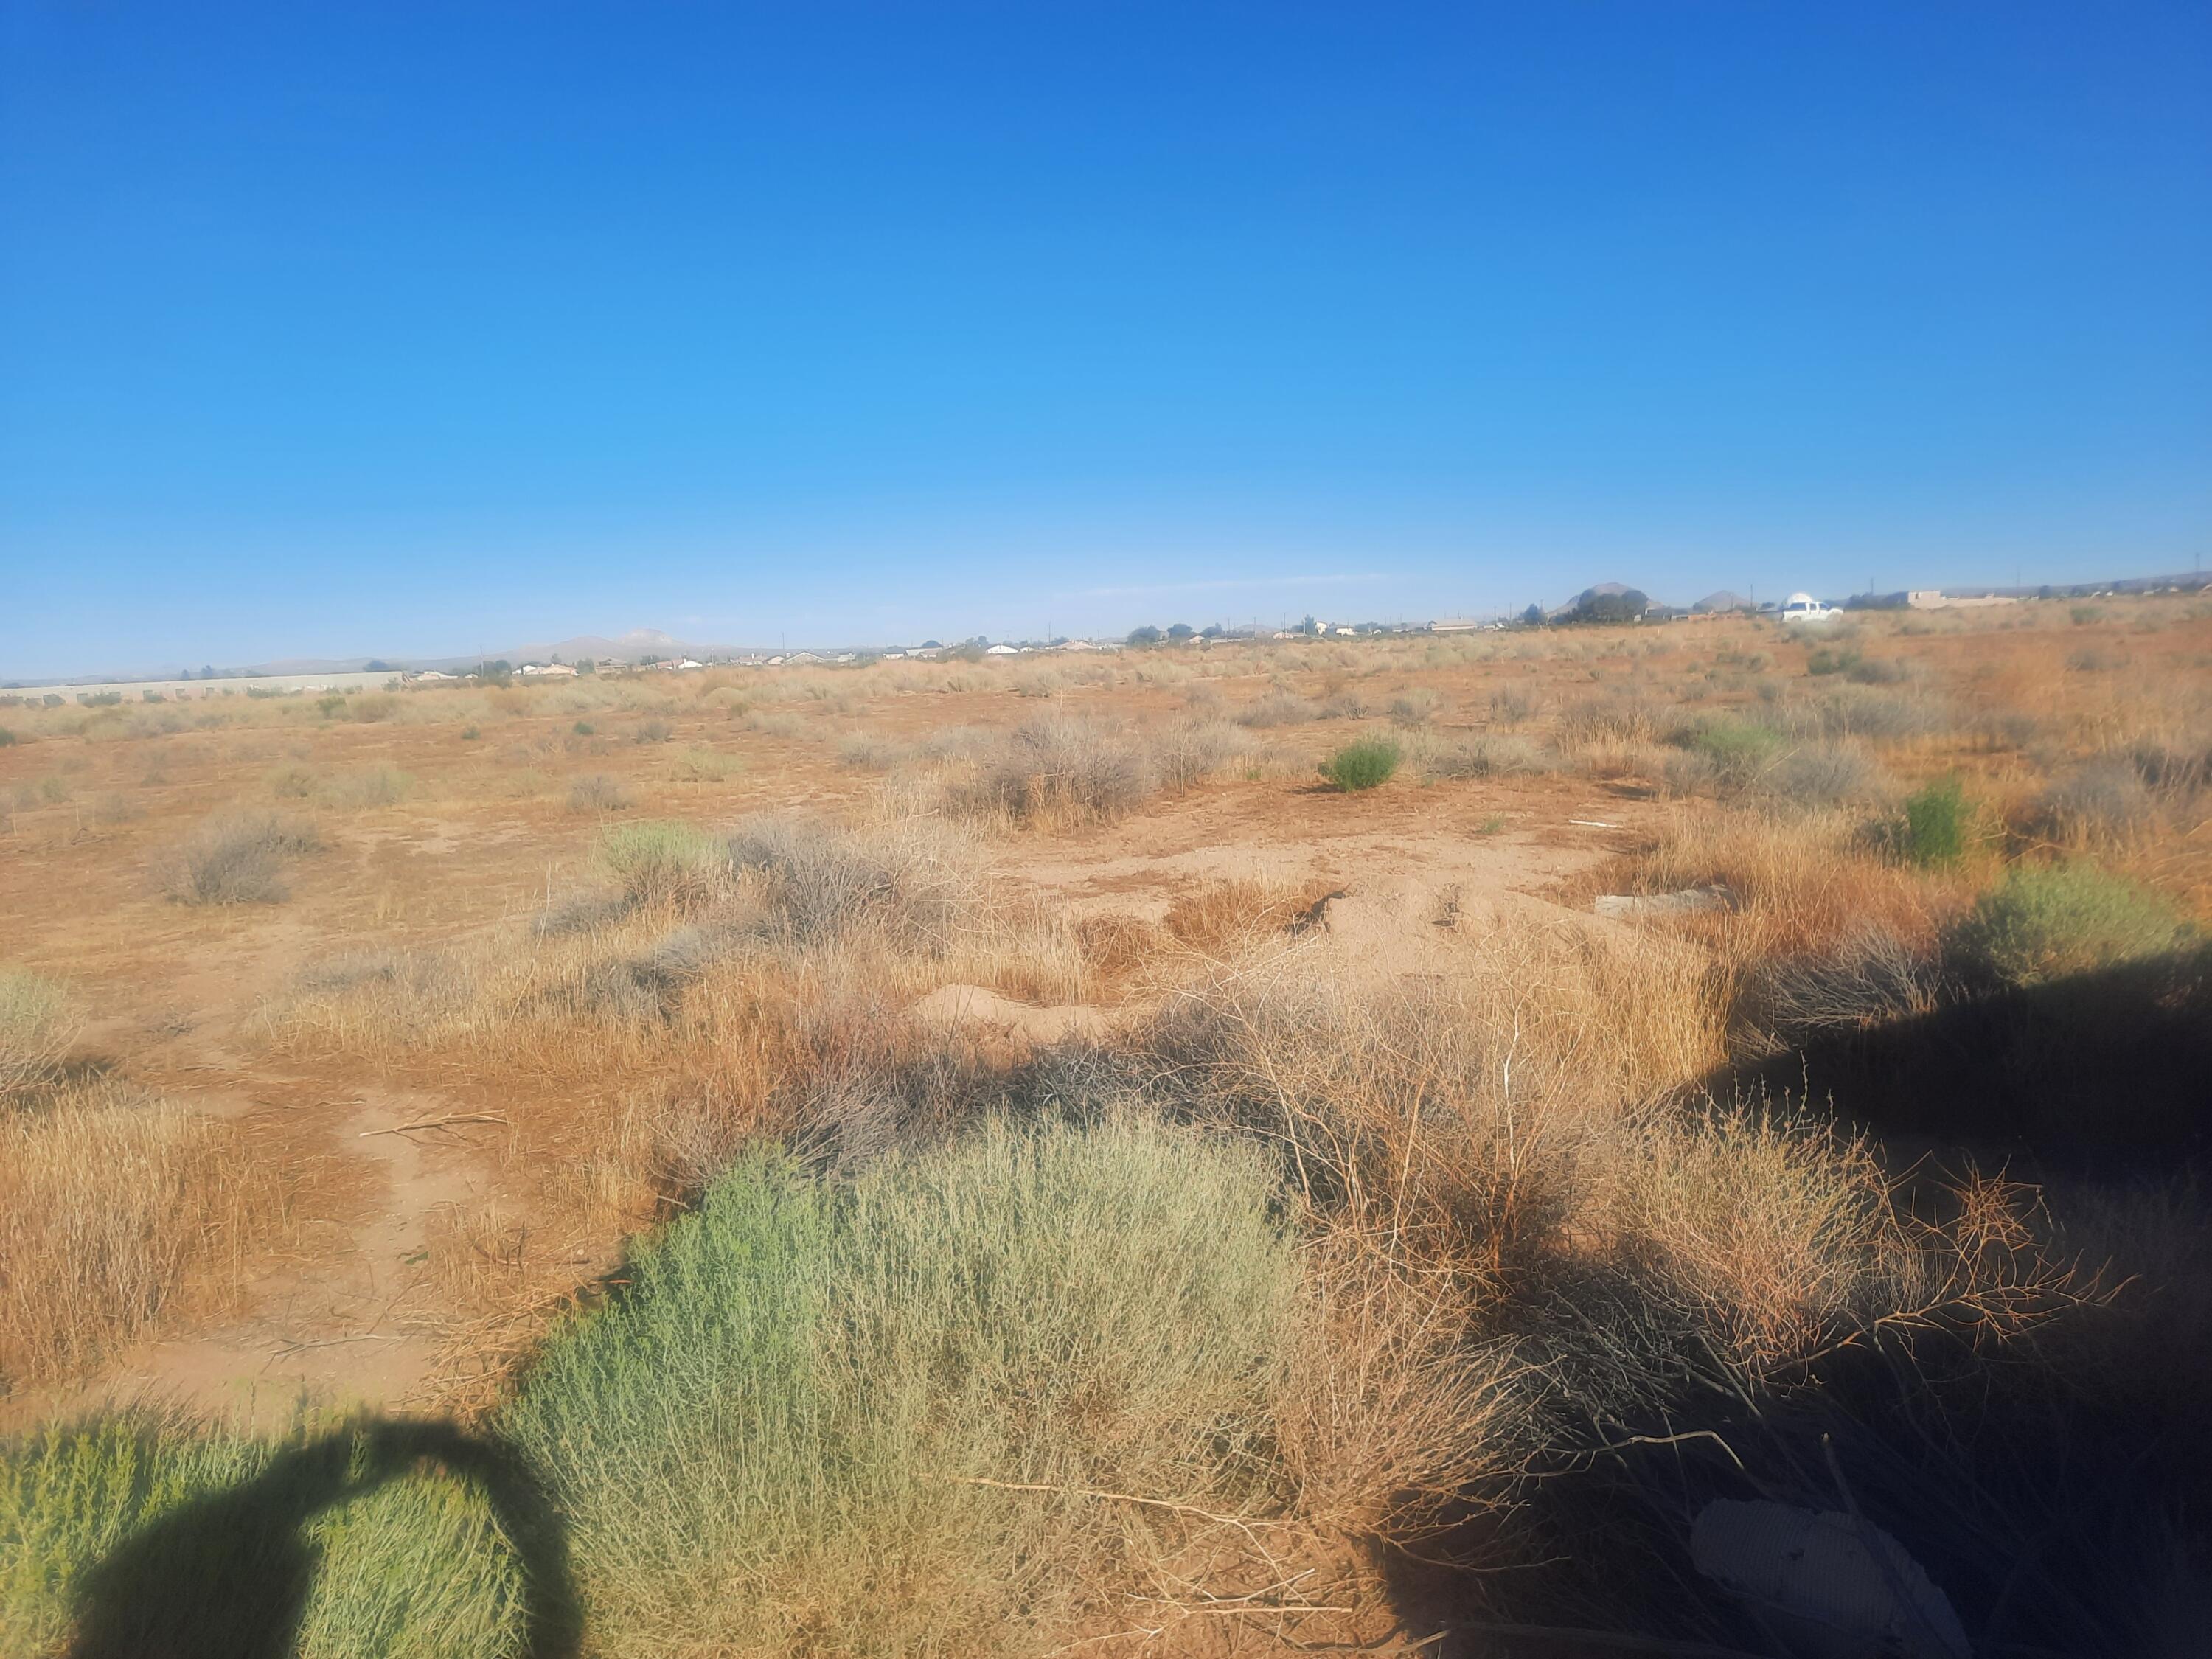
[0,1081,299,1394]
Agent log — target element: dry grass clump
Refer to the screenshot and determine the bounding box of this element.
[1618,809,1966,963]
[835,732,901,771]
[726,815,970,953]
[1386,688,1439,726]
[1148,717,1256,786]
[669,744,742,782]
[1236,689,1318,728]
[0,970,77,1096]
[1159,876,1327,959]
[1412,731,1558,780]
[2028,754,2158,845]
[1556,692,1663,750]
[156,811,321,905]
[938,715,1155,829]
[1761,740,1887,807]
[321,764,413,809]
[1779,684,1955,742]
[1078,933,2059,1554]
[1489,683,1539,726]
[0,1079,294,1392]
[567,773,631,813]
[1731,923,1940,1056]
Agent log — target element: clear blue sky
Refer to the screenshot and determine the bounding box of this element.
[4,2,2208,674]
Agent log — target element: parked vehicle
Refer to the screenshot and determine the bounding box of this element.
[1778,591,1840,623]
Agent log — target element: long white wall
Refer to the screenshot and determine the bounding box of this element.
[3,669,402,703]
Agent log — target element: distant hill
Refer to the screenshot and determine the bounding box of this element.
[1693,590,1753,613]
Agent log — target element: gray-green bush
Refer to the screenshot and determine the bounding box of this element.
[1950,863,2192,987]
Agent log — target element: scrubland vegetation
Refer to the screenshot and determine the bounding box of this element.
[3,596,2210,1655]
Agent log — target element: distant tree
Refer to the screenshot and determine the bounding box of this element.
[1200,624,1224,639]
[1166,622,1195,641]
[1520,604,1545,627]
[1570,588,1647,625]
[575,658,596,675]
[1297,614,1320,636]
[920,639,943,650]
[201,665,215,679]
[1126,625,1163,646]
[364,659,392,672]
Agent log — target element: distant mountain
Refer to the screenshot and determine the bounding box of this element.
[501,628,695,665]
[1693,590,1753,613]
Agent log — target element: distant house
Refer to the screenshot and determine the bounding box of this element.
[522,662,579,678]
[1430,618,1482,633]
[785,651,822,666]
[984,643,1020,656]
[410,669,453,682]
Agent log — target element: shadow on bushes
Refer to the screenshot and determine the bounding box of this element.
[1708,947,2212,1161]
[65,1419,579,1659]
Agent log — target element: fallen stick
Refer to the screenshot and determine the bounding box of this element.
[360,1113,507,1138]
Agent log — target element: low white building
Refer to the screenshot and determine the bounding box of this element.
[1907,590,2018,611]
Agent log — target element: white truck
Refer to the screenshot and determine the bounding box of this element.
[1778,592,1840,624]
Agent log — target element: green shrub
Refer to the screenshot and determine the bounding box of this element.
[572,720,595,736]
[1901,776,1970,866]
[1950,863,2192,987]
[597,820,723,908]
[0,970,76,1096]
[502,1121,1295,1652]
[1686,718,1784,787]
[0,728,15,748]
[1317,736,1401,792]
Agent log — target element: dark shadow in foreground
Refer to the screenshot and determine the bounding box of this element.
[66,1419,580,1659]
[1377,952,2212,1657]
[1707,951,2212,1166]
